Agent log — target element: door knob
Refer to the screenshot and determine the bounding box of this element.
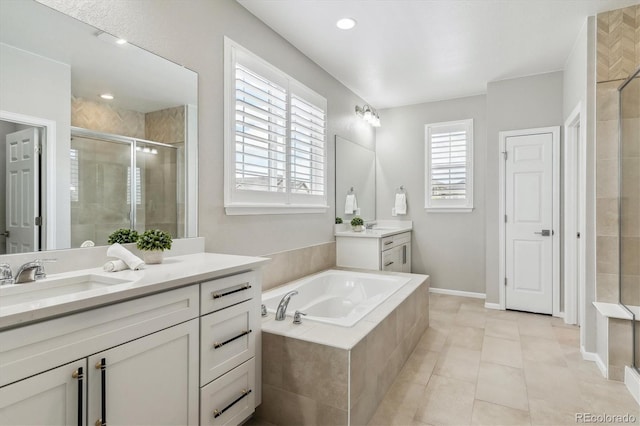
[534,229,551,236]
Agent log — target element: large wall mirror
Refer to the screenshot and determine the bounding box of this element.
[335,136,375,222]
[0,0,198,253]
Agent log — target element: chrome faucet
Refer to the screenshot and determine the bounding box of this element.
[1,259,56,285]
[275,290,298,321]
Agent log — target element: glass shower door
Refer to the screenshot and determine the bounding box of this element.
[619,67,640,371]
[70,136,132,247]
[134,142,179,238]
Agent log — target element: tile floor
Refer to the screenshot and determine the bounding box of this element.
[248,293,640,426]
[367,293,639,426]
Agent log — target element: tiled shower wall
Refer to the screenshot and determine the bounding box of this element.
[595,4,640,380]
[595,4,640,303]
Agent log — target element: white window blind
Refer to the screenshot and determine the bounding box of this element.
[425,119,474,212]
[225,38,328,215]
[70,148,79,202]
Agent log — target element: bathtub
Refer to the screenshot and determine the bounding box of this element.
[261,269,411,327]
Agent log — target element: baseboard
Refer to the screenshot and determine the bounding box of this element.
[484,302,501,310]
[581,346,607,377]
[429,287,486,299]
[625,367,640,406]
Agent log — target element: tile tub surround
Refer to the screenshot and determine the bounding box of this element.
[261,242,336,291]
[256,272,429,425]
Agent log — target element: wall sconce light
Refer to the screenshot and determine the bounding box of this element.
[355,104,381,127]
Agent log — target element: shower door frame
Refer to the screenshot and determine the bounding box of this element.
[71,126,180,235]
[617,66,640,374]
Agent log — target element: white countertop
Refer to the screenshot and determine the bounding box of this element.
[334,220,413,238]
[0,252,269,330]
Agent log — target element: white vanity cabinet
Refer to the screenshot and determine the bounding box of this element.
[199,271,260,426]
[337,231,412,273]
[0,359,87,426]
[0,285,200,426]
[381,233,412,273]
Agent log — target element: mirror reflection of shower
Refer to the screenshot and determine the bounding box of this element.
[70,127,184,248]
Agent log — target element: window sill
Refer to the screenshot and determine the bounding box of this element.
[425,207,474,213]
[225,204,330,216]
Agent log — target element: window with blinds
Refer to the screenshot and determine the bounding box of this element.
[225,38,328,215]
[425,119,474,211]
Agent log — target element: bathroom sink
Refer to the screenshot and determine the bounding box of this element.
[371,226,400,231]
[0,274,131,306]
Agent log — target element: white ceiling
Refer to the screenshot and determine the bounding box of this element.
[238,0,639,109]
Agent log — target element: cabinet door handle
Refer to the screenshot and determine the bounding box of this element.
[95,358,106,426]
[213,329,252,349]
[384,261,394,267]
[402,245,407,264]
[72,367,84,426]
[384,241,394,246]
[212,283,251,299]
[213,389,252,419]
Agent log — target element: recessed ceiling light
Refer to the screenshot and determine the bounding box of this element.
[100,93,114,100]
[116,38,128,45]
[336,18,356,30]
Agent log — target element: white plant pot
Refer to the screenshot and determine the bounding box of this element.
[352,225,364,232]
[143,250,164,264]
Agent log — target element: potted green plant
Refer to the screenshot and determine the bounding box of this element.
[107,228,139,245]
[335,217,343,224]
[350,216,364,232]
[136,229,173,264]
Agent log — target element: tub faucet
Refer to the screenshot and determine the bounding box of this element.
[275,290,298,321]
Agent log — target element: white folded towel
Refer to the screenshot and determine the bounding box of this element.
[345,194,358,214]
[103,259,128,272]
[395,193,407,215]
[106,243,145,270]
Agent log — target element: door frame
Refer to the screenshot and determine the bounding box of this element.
[0,110,57,250]
[498,126,561,316]
[564,103,587,325]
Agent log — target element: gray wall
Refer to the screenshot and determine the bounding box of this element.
[562,17,598,352]
[0,43,72,249]
[485,72,564,303]
[376,95,486,294]
[40,0,375,256]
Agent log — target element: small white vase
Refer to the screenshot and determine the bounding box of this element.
[143,250,164,264]
[352,225,364,232]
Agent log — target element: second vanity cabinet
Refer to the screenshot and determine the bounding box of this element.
[337,231,412,273]
[0,264,263,426]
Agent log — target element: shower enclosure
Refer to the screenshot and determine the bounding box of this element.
[70,127,183,247]
[619,66,640,373]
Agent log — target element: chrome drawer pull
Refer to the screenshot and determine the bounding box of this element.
[384,241,394,245]
[213,389,252,418]
[213,329,252,349]
[384,261,394,267]
[212,283,251,299]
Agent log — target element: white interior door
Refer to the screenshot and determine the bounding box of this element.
[504,131,555,314]
[6,128,39,253]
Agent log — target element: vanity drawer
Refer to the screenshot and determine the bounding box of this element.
[200,271,258,314]
[200,299,257,385]
[200,359,255,426]
[381,232,411,250]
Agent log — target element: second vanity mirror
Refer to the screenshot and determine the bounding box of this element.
[335,136,375,222]
[0,0,198,253]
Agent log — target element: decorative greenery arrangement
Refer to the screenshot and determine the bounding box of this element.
[335,217,343,224]
[350,216,364,227]
[107,229,139,245]
[136,229,173,252]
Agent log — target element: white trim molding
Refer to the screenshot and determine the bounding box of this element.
[429,287,485,299]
